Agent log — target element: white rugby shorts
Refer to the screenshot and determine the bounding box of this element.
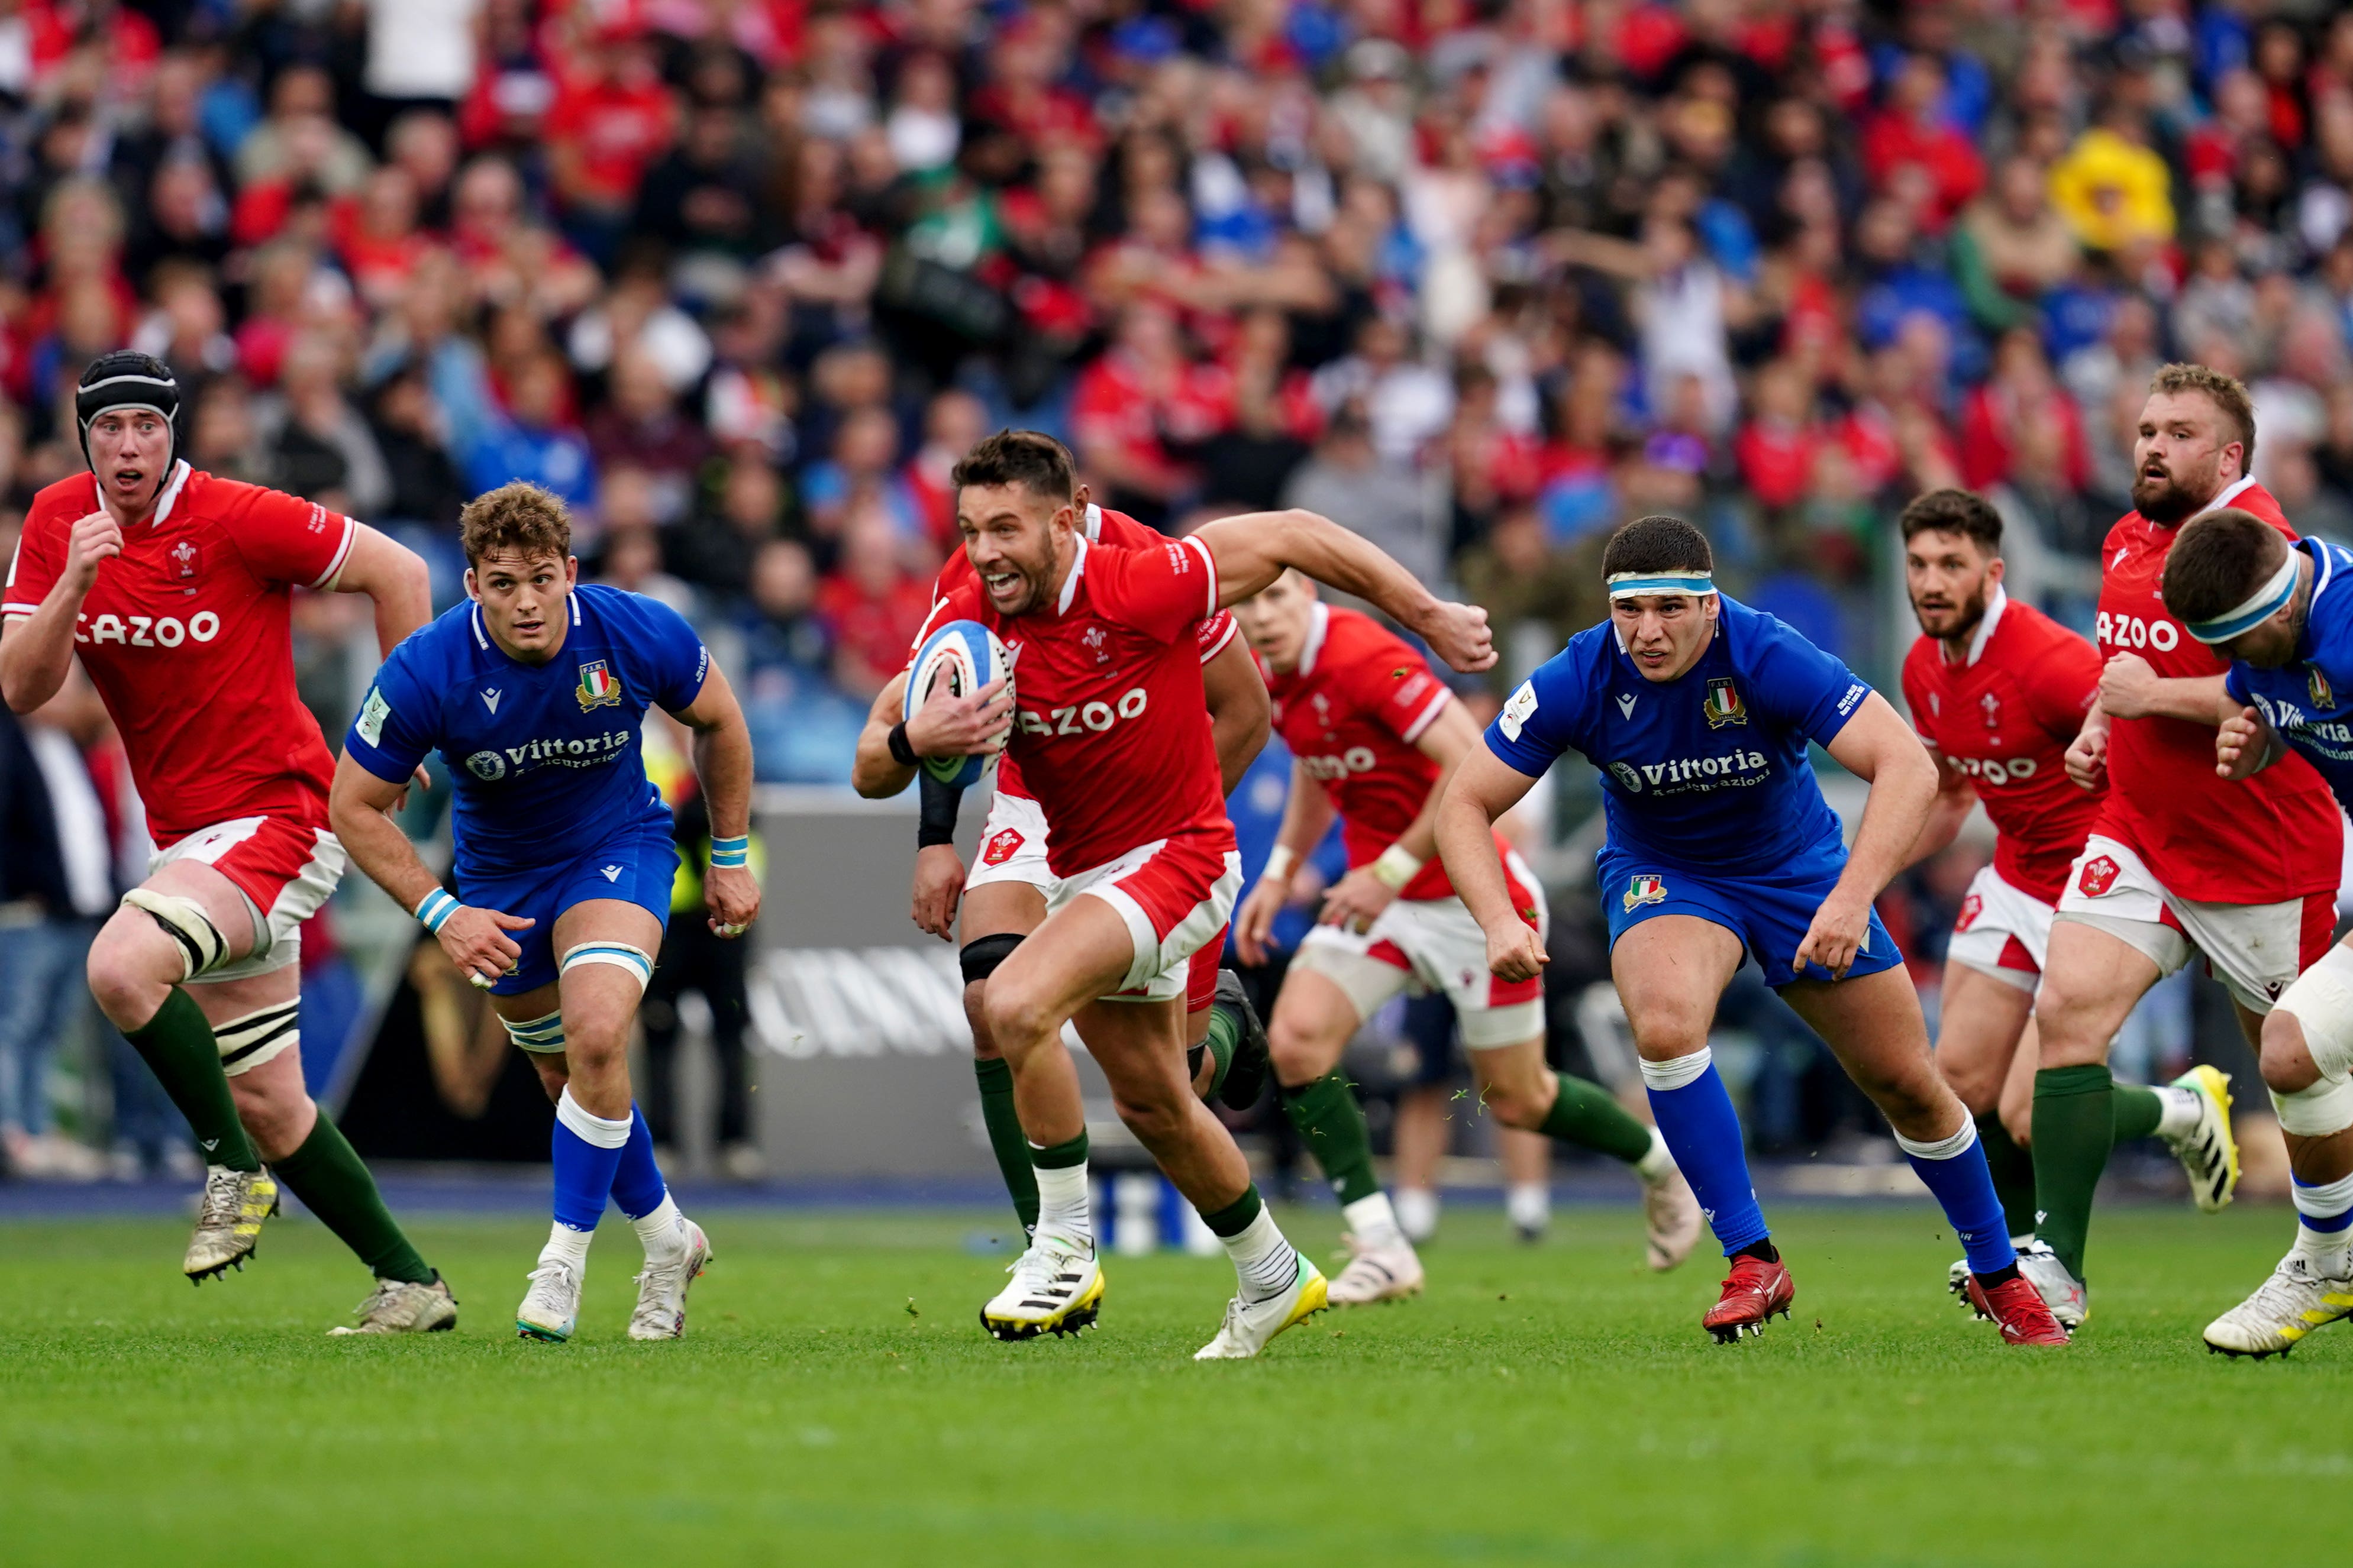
[149,814,346,984]
[1292,848,1550,1048]
[2053,833,2332,1014]
[1050,831,1242,1004]
[1945,864,2054,994]
[966,790,1061,898]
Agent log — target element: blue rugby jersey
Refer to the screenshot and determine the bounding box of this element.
[345,583,709,878]
[1484,594,1871,880]
[2223,538,2353,812]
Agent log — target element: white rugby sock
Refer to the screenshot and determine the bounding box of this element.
[540,1221,593,1274]
[1635,1125,1675,1184]
[1396,1186,1440,1244]
[631,1192,687,1259]
[2154,1085,2204,1142]
[1506,1182,1550,1234]
[1032,1154,1092,1250]
[1223,1205,1302,1302]
[1342,1191,1405,1249]
[2292,1172,2353,1275]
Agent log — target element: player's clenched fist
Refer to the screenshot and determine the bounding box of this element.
[907,675,1012,758]
[2215,706,2271,781]
[437,904,534,986]
[2064,721,2107,791]
[705,864,761,937]
[63,510,124,591]
[1418,600,1497,674]
[2095,652,2161,719]
[1483,918,1547,984]
[909,844,964,939]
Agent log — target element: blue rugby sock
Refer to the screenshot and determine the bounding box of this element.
[1641,1049,1770,1257]
[610,1105,667,1220]
[1898,1118,2016,1276]
[551,1088,631,1233]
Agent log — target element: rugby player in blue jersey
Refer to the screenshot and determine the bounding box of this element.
[329,482,760,1342]
[2160,509,2353,1357]
[1435,515,2067,1346]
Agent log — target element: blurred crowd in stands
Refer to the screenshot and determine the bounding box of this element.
[9,0,2353,1176]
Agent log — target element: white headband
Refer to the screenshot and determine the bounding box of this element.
[1607,570,1715,601]
[2185,552,2299,644]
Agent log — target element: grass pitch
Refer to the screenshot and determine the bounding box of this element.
[1,1201,2342,1567]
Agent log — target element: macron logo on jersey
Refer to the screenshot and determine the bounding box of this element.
[1616,693,1637,718]
[482,688,502,714]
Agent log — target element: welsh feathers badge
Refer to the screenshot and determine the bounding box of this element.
[576,660,622,711]
[1703,678,1748,729]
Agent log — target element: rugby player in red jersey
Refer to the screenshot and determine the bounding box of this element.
[0,353,453,1332]
[2030,364,2341,1321]
[1229,572,1700,1306]
[853,431,1493,1357]
[1897,489,2236,1327]
[900,496,1274,1245]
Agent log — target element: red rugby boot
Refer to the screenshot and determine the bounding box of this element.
[1703,1252,1795,1343]
[1965,1272,2070,1346]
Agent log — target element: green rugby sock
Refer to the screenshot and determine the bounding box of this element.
[974,1058,1039,1234]
[271,1113,433,1284]
[2111,1082,2164,1145]
[2031,1064,2116,1282]
[1199,1002,1240,1098]
[125,990,259,1172]
[1975,1111,2038,1240]
[1279,1072,1380,1207]
[1536,1072,1655,1165]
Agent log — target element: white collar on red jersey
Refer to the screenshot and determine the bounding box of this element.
[1083,502,1102,541]
[2187,474,2261,523]
[117,460,192,526]
[1958,582,2007,668]
[1298,600,1332,675]
[1056,534,1089,615]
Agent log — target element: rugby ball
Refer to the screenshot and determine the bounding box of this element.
[905,618,1012,788]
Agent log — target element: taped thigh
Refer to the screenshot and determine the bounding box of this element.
[561,941,656,994]
[1290,930,1412,1026]
[2050,909,2190,978]
[121,888,233,981]
[213,1000,299,1078]
[502,1008,568,1055]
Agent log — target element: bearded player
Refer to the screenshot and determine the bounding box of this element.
[331,482,758,1342]
[1229,570,1700,1306]
[899,493,1273,1246]
[2029,365,2340,1325]
[0,352,453,1332]
[1896,489,2235,1326]
[2160,510,2353,1354]
[855,431,1495,1357]
[1438,514,2066,1346]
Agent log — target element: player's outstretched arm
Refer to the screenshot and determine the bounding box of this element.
[851,669,1012,798]
[327,524,432,657]
[1192,509,1496,675]
[1234,759,1337,966]
[673,661,763,937]
[1202,632,1271,794]
[1798,692,1939,979]
[328,752,532,985]
[2,509,122,713]
[1436,748,1548,982]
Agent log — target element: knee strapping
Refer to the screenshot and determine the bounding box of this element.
[214,1000,299,1077]
[2271,1076,2353,1137]
[502,1009,567,1055]
[2278,944,2353,1082]
[960,933,1024,985]
[1638,1047,1712,1092]
[560,942,655,992]
[122,888,230,982]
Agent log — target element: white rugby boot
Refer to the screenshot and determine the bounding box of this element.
[185,1165,279,1283]
[1193,1254,1329,1360]
[1949,1239,2086,1329]
[330,1274,459,1336]
[2203,1253,2353,1359]
[628,1220,712,1341]
[516,1259,584,1342]
[1325,1231,1424,1307]
[981,1234,1104,1340]
[1643,1168,1704,1271]
[2161,1066,2240,1213]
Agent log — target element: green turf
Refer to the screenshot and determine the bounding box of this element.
[1,1201,2343,1567]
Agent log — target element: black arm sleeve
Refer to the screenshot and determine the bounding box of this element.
[917,769,966,849]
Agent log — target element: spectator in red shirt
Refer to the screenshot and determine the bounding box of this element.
[1958,325,2089,493]
[1068,299,1236,528]
[1734,358,1821,512]
[1861,51,1984,229]
[546,27,677,260]
[815,509,933,700]
[900,390,988,551]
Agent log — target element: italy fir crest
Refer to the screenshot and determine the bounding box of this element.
[576,659,622,711]
[1622,872,1667,912]
[2312,665,2335,711]
[1703,677,1748,728]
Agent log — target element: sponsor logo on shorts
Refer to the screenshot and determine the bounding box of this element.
[982,829,1025,867]
[1955,892,1983,932]
[576,659,622,711]
[465,750,506,781]
[2076,855,2121,898]
[1704,678,1748,728]
[601,865,622,882]
[1622,872,1667,913]
[2313,667,2336,710]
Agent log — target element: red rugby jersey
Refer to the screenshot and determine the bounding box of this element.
[916,531,1232,875]
[925,502,1234,803]
[1900,588,2103,902]
[5,463,354,844]
[2091,479,2340,901]
[1259,602,1503,901]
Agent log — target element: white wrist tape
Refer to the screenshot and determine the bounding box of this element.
[1369,843,1425,892]
[1260,845,1298,885]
